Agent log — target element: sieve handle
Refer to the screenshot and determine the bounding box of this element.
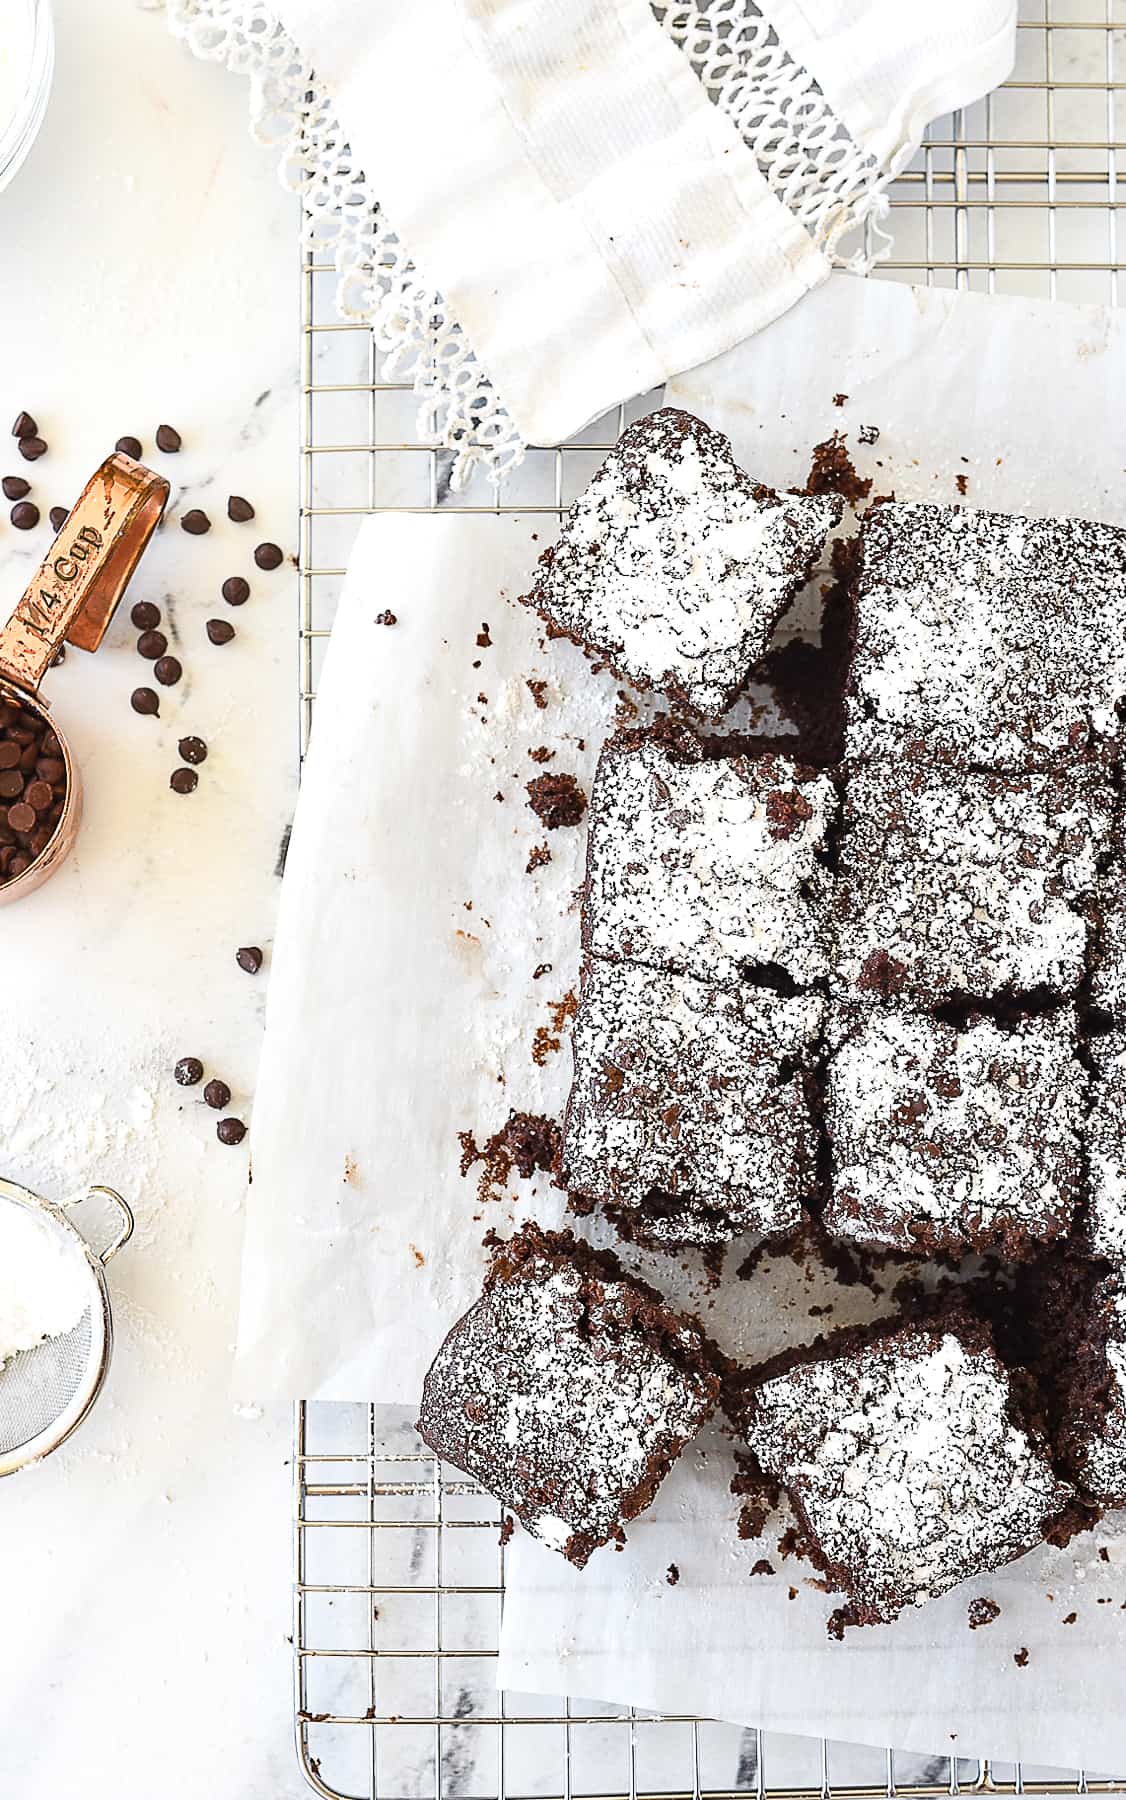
[86,1187,134,1264]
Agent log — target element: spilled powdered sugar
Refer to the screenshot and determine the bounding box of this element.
[521,409,841,719]
[832,760,1112,1002]
[417,1239,717,1564]
[846,501,1126,769]
[743,1323,1073,1623]
[585,733,836,989]
[824,1003,1085,1257]
[562,957,822,1248]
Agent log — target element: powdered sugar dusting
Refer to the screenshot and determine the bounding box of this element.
[833,760,1111,1001]
[563,957,821,1248]
[744,1321,1074,1623]
[846,501,1126,768]
[825,1003,1085,1257]
[1087,1032,1126,1261]
[586,731,836,988]
[522,409,842,718]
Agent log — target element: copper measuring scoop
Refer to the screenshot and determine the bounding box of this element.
[0,453,168,905]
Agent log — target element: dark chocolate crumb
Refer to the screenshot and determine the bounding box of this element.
[532,963,552,980]
[750,1559,775,1577]
[832,393,848,407]
[955,472,969,496]
[525,772,586,830]
[1014,1648,1030,1667]
[1063,1611,1078,1625]
[525,843,551,874]
[526,678,548,710]
[499,1515,515,1548]
[968,1597,1001,1630]
[802,431,872,504]
[858,424,880,445]
[476,623,492,647]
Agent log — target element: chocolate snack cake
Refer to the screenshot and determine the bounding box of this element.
[824,1002,1086,1260]
[562,955,822,1250]
[416,1224,719,1566]
[845,500,1126,769]
[584,724,836,991]
[1088,1032,1126,1262]
[832,758,1111,1005]
[520,408,842,720]
[736,1310,1077,1634]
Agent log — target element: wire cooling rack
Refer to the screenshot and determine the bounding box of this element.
[294,7,1126,1795]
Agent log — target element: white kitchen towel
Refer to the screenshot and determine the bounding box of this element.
[169,0,1017,481]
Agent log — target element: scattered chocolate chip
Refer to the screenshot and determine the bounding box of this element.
[137,629,167,660]
[221,575,250,606]
[154,655,182,687]
[204,1078,231,1110]
[178,735,207,765]
[206,618,235,645]
[48,505,69,532]
[170,767,198,795]
[253,541,283,570]
[11,412,37,440]
[375,610,397,626]
[227,495,254,522]
[10,501,38,530]
[174,1056,204,1087]
[155,424,182,454]
[236,945,263,974]
[131,687,159,716]
[180,508,211,536]
[130,600,161,631]
[217,1117,247,1146]
[2,476,29,501]
[17,436,46,463]
[115,435,143,460]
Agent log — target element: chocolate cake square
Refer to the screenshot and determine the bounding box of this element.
[737,1311,1076,1633]
[1087,1031,1126,1262]
[824,1003,1085,1259]
[561,955,822,1250]
[846,500,1126,768]
[416,1224,719,1566]
[1092,867,1126,1021]
[520,408,843,719]
[832,759,1110,1004]
[584,725,837,990]
[1023,1254,1126,1510]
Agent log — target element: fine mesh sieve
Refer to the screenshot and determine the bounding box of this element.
[0,1179,133,1476]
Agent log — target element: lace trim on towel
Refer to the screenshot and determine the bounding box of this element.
[652,3,893,269]
[166,0,893,486]
[165,0,524,490]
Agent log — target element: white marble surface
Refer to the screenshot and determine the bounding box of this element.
[0,2,304,1794]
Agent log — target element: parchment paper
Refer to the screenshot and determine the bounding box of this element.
[239,271,1126,1767]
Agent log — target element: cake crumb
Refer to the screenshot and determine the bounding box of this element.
[858,424,880,445]
[526,772,586,830]
[375,610,397,626]
[955,473,969,496]
[832,393,848,407]
[457,1112,561,1202]
[526,678,549,710]
[968,1597,1001,1630]
[802,431,872,504]
[526,843,551,875]
[532,962,552,980]
[1063,1611,1078,1625]
[409,1244,424,1268]
[343,1155,360,1187]
[1014,1648,1030,1667]
[499,1515,515,1548]
[477,623,492,647]
[528,746,555,764]
[666,1563,680,1586]
[750,1558,775,1577]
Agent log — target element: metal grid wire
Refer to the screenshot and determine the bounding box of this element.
[295,7,1126,1795]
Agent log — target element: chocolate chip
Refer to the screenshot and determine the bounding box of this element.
[7,802,34,833]
[8,854,30,878]
[174,1056,204,1086]
[221,576,250,606]
[17,437,46,462]
[170,767,198,795]
[0,771,23,799]
[227,495,254,522]
[2,476,29,501]
[137,629,168,660]
[204,1078,231,1110]
[25,781,52,812]
[236,945,263,974]
[206,618,235,645]
[131,600,161,631]
[154,656,182,686]
[131,687,159,716]
[10,501,38,530]
[217,1117,247,1146]
[253,541,283,570]
[181,509,211,536]
[155,424,181,454]
[115,435,142,459]
[48,505,69,532]
[36,756,64,782]
[178,735,207,765]
[11,412,36,440]
[0,744,18,768]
